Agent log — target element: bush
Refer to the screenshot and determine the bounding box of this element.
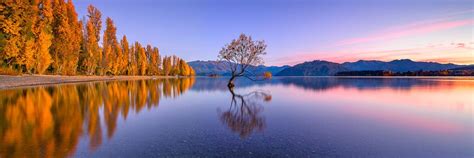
[263,72,272,79]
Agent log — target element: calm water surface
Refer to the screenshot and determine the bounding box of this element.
[0,77,473,157]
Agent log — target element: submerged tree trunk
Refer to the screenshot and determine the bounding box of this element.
[228,75,236,89]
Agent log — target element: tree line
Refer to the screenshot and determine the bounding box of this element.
[0,0,195,76]
[335,70,474,76]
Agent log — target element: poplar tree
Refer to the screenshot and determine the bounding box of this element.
[51,0,66,74]
[112,42,122,75]
[1,0,23,68]
[33,0,54,74]
[103,17,119,75]
[120,35,129,75]
[1,1,34,73]
[65,0,82,75]
[0,1,194,77]
[170,55,180,75]
[136,42,147,75]
[145,44,153,75]
[82,5,101,75]
[151,47,160,75]
[162,56,171,76]
[129,44,137,75]
[19,1,38,74]
[51,0,81,75]
[146,45,160,75]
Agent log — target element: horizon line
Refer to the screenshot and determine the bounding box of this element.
[188,58,472,67]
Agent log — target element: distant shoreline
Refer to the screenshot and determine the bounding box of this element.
[0,75,179,90]
[1,75,473,90]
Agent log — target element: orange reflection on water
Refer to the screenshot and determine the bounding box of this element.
[0,78,195,158]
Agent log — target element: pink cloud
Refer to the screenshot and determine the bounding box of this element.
[335,19,474,46]
[268,44,473,66]
[268,11,474,66]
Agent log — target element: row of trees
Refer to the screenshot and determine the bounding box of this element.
[0,0,194,76]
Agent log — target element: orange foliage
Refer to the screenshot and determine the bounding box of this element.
[0,78,195,157]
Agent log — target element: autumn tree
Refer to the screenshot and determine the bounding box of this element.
[147,46,160,75]
[32,0,54,74]
[162,56,171,76]
[81,5,102,75]
[154,47,161,74]
[177,59,194,76]
[178,59,188,76]
[135,42,147,75]
[101,17,119,75]
[263,72,272,79]
[120,35,129,75]
[50,0,82,75]
[0,1,192,77]
[129,44,137,75]
[0,1,35,74]
[112,41,122,75]
[145,45,153,74]
[1,0,55,74]
[218,33,267,88]
[170,55,180,76]
[19,1,38,74]
[50,0,66,74]
[1,0,23,69]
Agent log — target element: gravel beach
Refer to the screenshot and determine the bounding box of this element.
[0,75,174,90]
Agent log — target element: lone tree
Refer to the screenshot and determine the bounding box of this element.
[218,33,267,88]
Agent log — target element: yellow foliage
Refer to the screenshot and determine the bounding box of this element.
[1,1,191,76]
[263,71,272,79]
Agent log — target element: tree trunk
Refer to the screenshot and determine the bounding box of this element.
[228,75,235,89]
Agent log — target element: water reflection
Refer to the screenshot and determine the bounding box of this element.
[191,77,472,91]
[0,77,472,157]
[218,88,272,138]
[277,77,453,91]
[0,78,195,158]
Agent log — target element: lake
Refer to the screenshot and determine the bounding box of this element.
[0,77,472,157]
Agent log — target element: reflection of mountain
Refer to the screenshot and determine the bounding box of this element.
[277,77,442,91]
[191,77,276,92]
[190,77,448,93]
[218,89,271,138]
[0,78,195,158]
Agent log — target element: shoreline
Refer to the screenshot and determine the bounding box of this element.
[1,75,473,90]
[0,75,178,90]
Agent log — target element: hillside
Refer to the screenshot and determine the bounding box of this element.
[190,59,466,76]
[342,59,461,72]
[276,60,349,76]
[188,60,289,76]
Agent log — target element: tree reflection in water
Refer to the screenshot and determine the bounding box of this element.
[218,88,272,138]
[0,78,195,158]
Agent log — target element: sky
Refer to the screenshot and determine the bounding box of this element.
[73,0,474,66]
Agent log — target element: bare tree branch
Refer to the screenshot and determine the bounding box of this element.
[217,33,267,88]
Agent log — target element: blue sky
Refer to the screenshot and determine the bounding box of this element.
[74,0,473,66]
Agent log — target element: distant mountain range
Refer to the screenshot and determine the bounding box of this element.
[188,60,289,76]
[341,59,461,72]
[277,60,349,76]
[276,59,466,76]
[188,59,468,76]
